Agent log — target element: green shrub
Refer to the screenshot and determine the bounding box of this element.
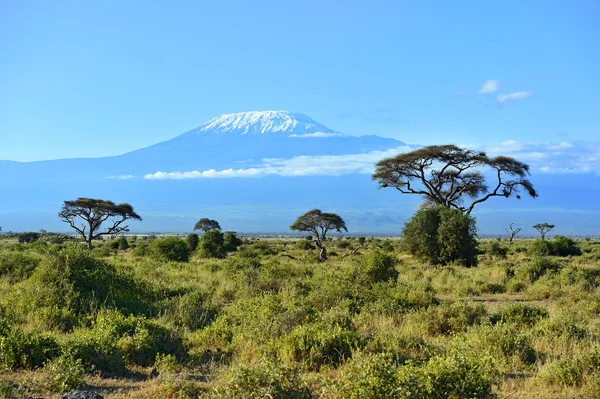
[161,289,217,331]
[6,245,153,330]
[402,206,478,266]
[552,235,582,256]
[186,233,200,252]
[521,256,560,283]
[295,240,313,250]
[407,302,487,336]
[337,351,398,399]
[361,281,437,316]
[535,313,588,340]
[0,251,40,282]
[152,237,189,262]
[224,232,243,252]
[356,250,398,285]
[214,358,312,399]
[115,236,129,250]
[45,354,85,392]
[530,240,555,257]
[199,230,226,259]
[540,348,600,387]
[281,321,361,370]
[490,303,549,326]
[396,353,497,399]
[17,232,40,244]
[0,323,60,370]
[488,241,508,258]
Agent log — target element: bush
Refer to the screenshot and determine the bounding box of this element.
[6,245,153,330]
[488,241,508,258]
[396,353,497,399]
[186,233,199,252]
[540,348,600,387]
[356,250,398,285]
[530,237,582,257]
[407,302,487,336]
[361,281,437,316]
[114,236,129,250]
[521,256,560,283]
[402,206,477,266]
[490,303,549,326]
[152,237,189,262]
[281,321,361,370]
[224,232,243,252]
[17,232,40,244]
[214,359,312,399]
[337,351,398,398]
[552,236,582,256]
[0,322,60,370]
[199,230,226,259]
[296,240,314,251]
[45,354,85,392]
[0,251,40,282]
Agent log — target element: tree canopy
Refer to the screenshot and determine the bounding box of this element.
[533,223,555,240]
[194,218,222,233]
[372,144,537,215]
[290,209,347,260]
[58,198,142,249]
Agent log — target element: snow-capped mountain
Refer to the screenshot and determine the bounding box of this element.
[2,111,595,234]
[191,111,341,136]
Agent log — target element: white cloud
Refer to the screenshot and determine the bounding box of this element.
[478,140,600,174]
[107,175,134,180]
[477,80,499,94]
[144,146,414,180]
[497,91,532,102]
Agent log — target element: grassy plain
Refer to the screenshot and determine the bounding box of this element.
[1,235,599,398]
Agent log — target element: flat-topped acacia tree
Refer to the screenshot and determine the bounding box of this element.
[290,209,347,261]
[372,144,538,215]
[58,198,142,249]
[194,218,222,233]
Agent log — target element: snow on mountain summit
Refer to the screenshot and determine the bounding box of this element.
[196,111,337,135]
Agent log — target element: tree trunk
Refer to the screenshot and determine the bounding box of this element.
[319,247,328,261]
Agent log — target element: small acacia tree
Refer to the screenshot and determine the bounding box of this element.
[59,198,142,249]
[533,223,555,240]
[194,218,222,233]
[290,209,347,261]
[372,145,537,215]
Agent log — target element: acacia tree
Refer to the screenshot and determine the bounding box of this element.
[58,198,142,249]
[372,145,537,215]
[194,218,222,233]
[533,223,555,240]
[290,209,347,261]
[505,223,522,245]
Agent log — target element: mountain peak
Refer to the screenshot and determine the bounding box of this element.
[196,111,336,135]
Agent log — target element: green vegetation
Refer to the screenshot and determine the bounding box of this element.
[0,235,599,398]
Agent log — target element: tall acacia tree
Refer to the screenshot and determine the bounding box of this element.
[372,145,537,215]
[59,198,142,249]
[290,209,347,261]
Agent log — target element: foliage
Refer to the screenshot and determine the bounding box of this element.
[532,222,555,240]
[199,230,226,258]
[185,233,199,252]
[17,232,40,244]
[5,244,153,330]
[402,206,478,266]
[58,197,142,249]
[490,303,549,326]
[45,354,85,392]
[223,232,243,251]
[194,218,221,233]
[214,358,313,399]
[372,144,537,215]
[290,209,347,260]
[337,351,399,399]
[356,250,398,285]
[152,237,189,262]
[0,251,40,282]
[0,321,60,370]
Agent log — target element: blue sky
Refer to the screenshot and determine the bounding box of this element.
[1,0,598,162]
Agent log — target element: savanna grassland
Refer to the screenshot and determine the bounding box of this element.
[1,234,599,398]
